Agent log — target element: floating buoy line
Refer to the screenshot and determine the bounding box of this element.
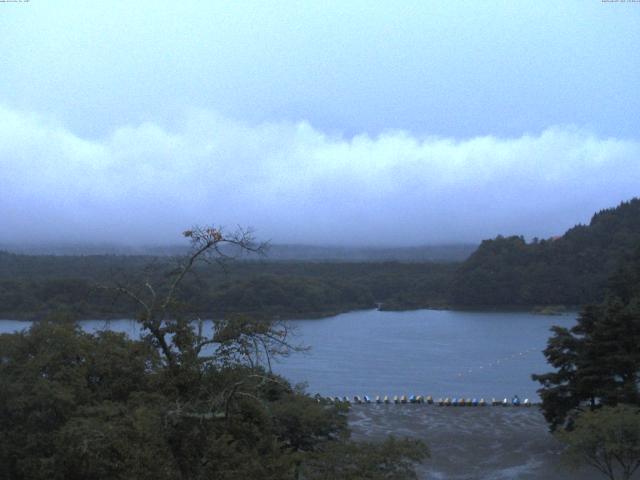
[316,394,536,407]
[312,349,543,407]
[453,347,539,379]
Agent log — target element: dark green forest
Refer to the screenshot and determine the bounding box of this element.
[0,256,454,320]
[530,245,640,479]
[533,245,640,430]
[0,228,428,479]
[1,198,639,320]
[452,198,640,307]
[1,200,639,479]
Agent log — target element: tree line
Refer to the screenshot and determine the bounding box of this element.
[0,253,454,320]
[2,199,639,320]
[452,198,640,307]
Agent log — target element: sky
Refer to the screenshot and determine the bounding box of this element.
[1,1,639,246]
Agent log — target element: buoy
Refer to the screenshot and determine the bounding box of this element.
[427,396,434,405]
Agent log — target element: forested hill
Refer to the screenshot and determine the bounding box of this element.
[451,198,640,307]
[2,199,638,318]
[0,254,455,320]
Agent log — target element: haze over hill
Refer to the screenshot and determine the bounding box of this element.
[2,198,638,320]
[2,3,640,247]
[0,242,476,263]
[2,4,639,480]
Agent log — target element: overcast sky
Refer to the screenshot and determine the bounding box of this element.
[1,1,639,246]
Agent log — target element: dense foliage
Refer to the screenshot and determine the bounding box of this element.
[2,199,639,320]
[452,198,640,306]
[532,247,640,430]
[0,320,427,480]
[0,254,455,320]
[557,405,640,480]
[0,227,429,479]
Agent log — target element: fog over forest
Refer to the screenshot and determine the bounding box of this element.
[2,106,639,247]
[1,1,639,247]
[1,3,640,479]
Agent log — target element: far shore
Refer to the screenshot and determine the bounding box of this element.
[0,304,580,323]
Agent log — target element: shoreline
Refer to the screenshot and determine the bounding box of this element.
[0,304,579,323]
[348,404,600,480]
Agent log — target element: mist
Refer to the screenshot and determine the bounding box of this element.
[1,104,638,247]
[1,1,638,248]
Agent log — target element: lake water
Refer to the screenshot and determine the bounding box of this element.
[0,309,576,401]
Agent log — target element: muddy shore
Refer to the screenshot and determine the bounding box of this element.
[348,405,603,480]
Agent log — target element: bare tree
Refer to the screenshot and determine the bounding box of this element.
[98,224,311,425]
[102,225,299,369]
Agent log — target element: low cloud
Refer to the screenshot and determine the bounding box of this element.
[1,105,638,246]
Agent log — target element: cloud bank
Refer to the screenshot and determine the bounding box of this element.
[1,105,638,246]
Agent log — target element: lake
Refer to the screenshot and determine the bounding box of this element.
[1,309,592,479]
[0,308,575,401]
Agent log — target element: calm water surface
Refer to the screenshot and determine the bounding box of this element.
[276,309,576,400]
[0,309,576,400]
